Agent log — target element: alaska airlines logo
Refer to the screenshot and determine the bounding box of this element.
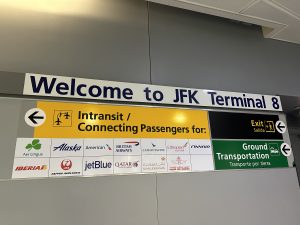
[53,143,82,152]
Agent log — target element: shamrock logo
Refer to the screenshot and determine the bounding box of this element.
[25,139,41,151]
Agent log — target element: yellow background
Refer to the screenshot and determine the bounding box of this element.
[35,101,210,139]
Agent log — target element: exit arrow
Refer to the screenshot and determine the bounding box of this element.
[281,143,292,157]
[28,111,44,124]
[275,120,286,134]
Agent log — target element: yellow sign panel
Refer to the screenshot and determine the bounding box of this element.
[35,101,210,139]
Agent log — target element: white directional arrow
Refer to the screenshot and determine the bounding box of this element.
[24,108,46,127]
[280,143,292,157]
[276,120,286,134]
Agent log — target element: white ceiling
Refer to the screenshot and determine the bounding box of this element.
[149,0,300,44]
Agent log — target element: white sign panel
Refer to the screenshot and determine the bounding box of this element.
[23,73,282,111]
[191,155,214,172]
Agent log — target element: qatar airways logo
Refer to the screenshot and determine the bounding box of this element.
[115,161,139,169]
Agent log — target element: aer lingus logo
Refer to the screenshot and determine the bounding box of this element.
[25,139,41,151]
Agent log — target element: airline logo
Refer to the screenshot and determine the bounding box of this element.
[84,139,114,156]
[166,139,189,155]
[83,156,113,176]
[49,157,82,177]
[14,138,51,158]
[114,156,141,174]
[142,155,167,173]
[15,165,47,171]
[51,139,83,157]
[54,144,81,152]
[189,140,212,155]
[167,155,191,172]
[114,139,141,156]
[141,139,166,154]
[61,159,72,170]
[12,158,50,179]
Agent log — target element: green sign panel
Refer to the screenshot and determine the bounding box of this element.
[212,140,288,170]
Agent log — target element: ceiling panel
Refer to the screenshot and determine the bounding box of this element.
[274,0,300,17]
[243,0,295,24]
[242,0,300,42]
[149,0,300,44]
[170,0,255,12]
[273,25,300,43]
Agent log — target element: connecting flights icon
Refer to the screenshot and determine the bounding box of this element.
[53,110,72,127]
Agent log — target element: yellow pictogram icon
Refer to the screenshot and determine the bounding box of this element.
[264,121,275,133]
[53,110,72,127]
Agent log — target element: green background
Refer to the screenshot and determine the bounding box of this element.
[212,140,289,170]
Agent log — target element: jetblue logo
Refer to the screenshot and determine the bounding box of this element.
[84,160,112,171]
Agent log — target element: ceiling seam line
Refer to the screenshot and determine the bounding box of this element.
[239,0,261,13]
[265,0,300,20]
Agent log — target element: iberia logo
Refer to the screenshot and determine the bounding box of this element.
[15,165,47,171]
[61,159,72,170]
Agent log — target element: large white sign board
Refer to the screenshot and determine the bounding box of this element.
[23,73,282,111]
